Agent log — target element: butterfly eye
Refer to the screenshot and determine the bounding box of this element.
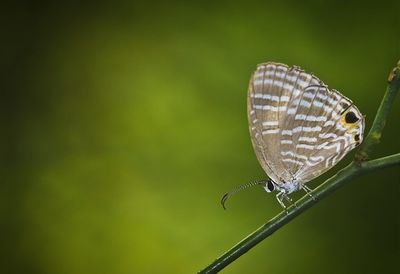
[266,180,275,193]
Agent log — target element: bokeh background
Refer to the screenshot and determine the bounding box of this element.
[2,1,400,273]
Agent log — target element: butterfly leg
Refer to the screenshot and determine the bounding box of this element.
[283,194,293,203]
[276,192,296,213]
[283,193,300,209]
[275,191,287,210]
[302,185,317,201]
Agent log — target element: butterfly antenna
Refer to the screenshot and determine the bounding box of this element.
[221,180,266,210]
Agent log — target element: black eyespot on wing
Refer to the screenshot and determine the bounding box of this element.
[354,134,360,142]
[345,111,359,123]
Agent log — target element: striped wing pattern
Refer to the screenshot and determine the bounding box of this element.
[248,62,364,188]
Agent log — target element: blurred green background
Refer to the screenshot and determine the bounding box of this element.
[2,1,400,273]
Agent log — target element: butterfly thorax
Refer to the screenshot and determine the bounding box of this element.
[280,180,302,194]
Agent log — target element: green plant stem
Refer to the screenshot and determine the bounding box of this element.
[356,61,400,160]
[199,61,400,274]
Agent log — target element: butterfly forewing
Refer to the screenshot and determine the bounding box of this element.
[248,62,364,187]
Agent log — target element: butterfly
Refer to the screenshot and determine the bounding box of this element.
[222,62,364,209]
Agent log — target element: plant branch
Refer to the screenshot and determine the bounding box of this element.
[199,61,400,274]
[356,60,400,160]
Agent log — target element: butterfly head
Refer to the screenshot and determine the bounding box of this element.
[263,179,275,193]
[263,178,301,195]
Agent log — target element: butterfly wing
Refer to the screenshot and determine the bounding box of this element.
[280,82,364,183]
[248,62,364,186]
[293,102,364,182]
[247,62,323,184]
